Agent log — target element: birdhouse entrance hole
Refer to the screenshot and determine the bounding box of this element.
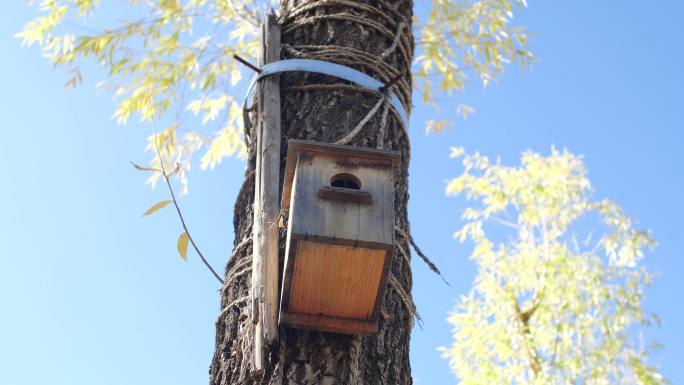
[331,173,361,190]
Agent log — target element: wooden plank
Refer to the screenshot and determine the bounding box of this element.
[288,139,400,165]
[290,233,393,251]
[251,12,280,376]
[370,246,393,321]
[278,234,299,320]
[288,240,386,320]
[318,186,373,204]
[280,312,378,335]
[260,12,281,348]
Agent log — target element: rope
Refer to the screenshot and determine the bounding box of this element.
[224,265,252,290]
[237,0,416,156]
[335,91,389,145]
[285,0,410,25]
[282,44,411,110]
[282,42,411,105]
[283,0,405,29]
[238,316,251,382]
[221,237,253,293]
[380,22,406,60]
[278,12,411,148]
[282,13,411,68]
[395,225,449,285]
[218,295,249,320]
[393,239,411,268]
[376,96,390,149]
[388,274,421,328]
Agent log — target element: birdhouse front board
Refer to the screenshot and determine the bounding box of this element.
[279,140,399,335]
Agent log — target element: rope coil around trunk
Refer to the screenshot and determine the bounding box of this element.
[278,0,412,151]
[281,44,411,109]
[243,1,413,151]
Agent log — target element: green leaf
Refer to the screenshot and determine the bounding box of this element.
[177,232,189,261]
[142,200,172,216]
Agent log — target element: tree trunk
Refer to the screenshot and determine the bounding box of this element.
[210,1,414,384]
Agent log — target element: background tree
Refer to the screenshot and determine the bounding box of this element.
[18,0,531,384]
[442,148,665,384]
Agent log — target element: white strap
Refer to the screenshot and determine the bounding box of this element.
[244,59,410,129]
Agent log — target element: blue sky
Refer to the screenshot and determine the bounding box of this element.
[1,1,682,385]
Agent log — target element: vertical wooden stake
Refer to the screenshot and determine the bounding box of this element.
[252,12,281,376]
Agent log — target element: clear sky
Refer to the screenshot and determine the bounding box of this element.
[1,2,682,385]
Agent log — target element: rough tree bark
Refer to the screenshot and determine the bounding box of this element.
[210,0,414,384]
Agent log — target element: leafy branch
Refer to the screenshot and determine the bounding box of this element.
[135,122,225,285]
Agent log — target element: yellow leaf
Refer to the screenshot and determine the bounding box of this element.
[142,200,172,216]
[456,104,475,120]
[177,232,189,261]
[228,101,241,125]
[230,64,242,86]
[450,146,465,158]
[131,161,161,172]
[425,119,452,135]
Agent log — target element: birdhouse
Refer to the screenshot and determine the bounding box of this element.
[279,139,398,335]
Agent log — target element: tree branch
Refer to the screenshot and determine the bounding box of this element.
[513,297,542,379]
[151,121,224,285]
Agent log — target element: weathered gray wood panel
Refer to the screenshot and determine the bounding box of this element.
[251,12,280,376]
[289,153,394,245]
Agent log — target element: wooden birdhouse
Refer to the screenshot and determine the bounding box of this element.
[279,139,398,335]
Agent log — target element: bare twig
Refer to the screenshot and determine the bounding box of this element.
[151,121,224,285]
[233,54,261,73]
